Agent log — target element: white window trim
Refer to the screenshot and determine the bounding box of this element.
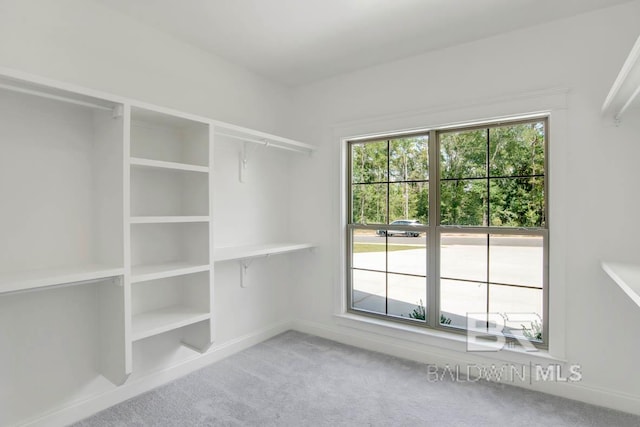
[331,88,569,362]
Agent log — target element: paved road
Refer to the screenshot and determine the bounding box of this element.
[354,234,542,247]
[355,235,424,245]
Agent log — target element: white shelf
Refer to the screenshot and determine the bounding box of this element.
[130,216,210,224]
[602,261,640,308]
[132,305,210,341]
[0,265,124,295]
[602,34,640,122]
[131,262,210,283]
[214,243,314,262]
[130,157,209,173]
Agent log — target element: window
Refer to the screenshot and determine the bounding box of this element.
[347,117,548,345]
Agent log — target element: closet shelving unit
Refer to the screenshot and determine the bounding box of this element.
[0,66,315,426]
[128,105,214,357]
[210,125,316,286]
[600,34,640,309]
[602,34,640,123]
[0,72,128,426]
[601,262,640,308]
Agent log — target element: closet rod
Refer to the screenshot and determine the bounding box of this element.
[1,275,122,297]
[216,131,311,154]
[0,82,114,112]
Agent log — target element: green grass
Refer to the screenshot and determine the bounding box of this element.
[353,243,420,253]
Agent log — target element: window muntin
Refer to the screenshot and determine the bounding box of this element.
[347,118,548,345]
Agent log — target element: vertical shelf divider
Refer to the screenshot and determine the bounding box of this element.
[122,103,134,376]
[208,124,216,344]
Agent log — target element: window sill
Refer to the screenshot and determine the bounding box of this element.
[334,313,566,366]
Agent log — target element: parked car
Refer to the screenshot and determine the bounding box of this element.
[376,220,424,237]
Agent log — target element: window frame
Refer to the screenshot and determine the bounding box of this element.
[346,116,549,348]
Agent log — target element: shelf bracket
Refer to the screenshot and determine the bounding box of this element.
[239,258,252,288]
[112,104,124,119]
[239,140,269,183]
[239,254,271,287]
[240,142,248,183]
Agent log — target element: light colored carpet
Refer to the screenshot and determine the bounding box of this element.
[75,331,640,426]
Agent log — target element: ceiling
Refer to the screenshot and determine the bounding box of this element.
[95,0,632,87]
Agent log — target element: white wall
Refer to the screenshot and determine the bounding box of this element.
[288,0,640,414]
[0,0,292,133]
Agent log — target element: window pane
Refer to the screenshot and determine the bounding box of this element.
[351,141,387,183]
[440,180,487,226]
[352,183,387,224]
[440,129,487,179]
[388,274,426,320]
[389,182,428,224]
[351,228,386,272]
[489,177,545,227]
[489,234,543,287]
[489,122,545,177]
[489,285,543,342]
[389,135,428,182]
[351,229,387,271]
[440,279,487,328]
[388,233,427,276]
[352,269,386,314]
[488,284,543,319]
[440,233,487,282]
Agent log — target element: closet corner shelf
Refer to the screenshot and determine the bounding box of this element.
[602,34,640,122]
[601,261,640,308]
[130,216,210,224]
[213,243,314,262]
[0,265,124,295]
[129,157,209,173]
[132,305,210,341]
[131,262,210,283]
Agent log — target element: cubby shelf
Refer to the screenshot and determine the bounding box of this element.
[214,243,314,262]
[0,265,124,295]
[131,262,210,283]
[131,305,210,341]
[129,157,209,174]
[129,216,210,224]
[601,261,640,308]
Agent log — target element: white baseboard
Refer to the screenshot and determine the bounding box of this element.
[291,318,640,417]
[22,320,293,427]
